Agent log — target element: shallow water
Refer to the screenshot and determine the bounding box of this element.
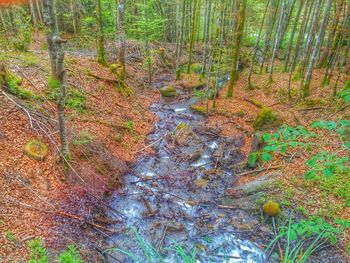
[107,76,267,262]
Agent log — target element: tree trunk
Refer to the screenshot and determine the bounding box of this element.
[283,0,304,72]
[301,0,332,98]
[226,0,247,98]
[96,0,107,64]
[248,0,270,89]
[117,0,126,81]
[187,0,198,73]
[42,0,69,158]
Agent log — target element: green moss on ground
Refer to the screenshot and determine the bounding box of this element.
[179,73,206,89]
[253,107,284,131]
[190,105,208,115]
[160,86,177,97]
[24,139,48,161]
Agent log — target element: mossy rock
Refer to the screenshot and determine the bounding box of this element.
[297,98,328,108]
[190,105,208,115]
[24,139,48,161]
[189,63,203,74]
[179,73,206,89]
[160,86,177,97]
[263,201,280,217]
[253,107,284,131]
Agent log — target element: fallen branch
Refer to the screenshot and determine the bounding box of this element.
[3,197,117,234]
[235,165,283,177]
[87,71,122,85]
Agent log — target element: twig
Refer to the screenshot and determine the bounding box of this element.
[132,136,165,154]
[157,225,168,251]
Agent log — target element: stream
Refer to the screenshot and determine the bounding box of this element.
[107,75,267,262]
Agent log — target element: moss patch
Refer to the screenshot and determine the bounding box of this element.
[24,139,48,161]
[263,201,280,217]
[179,73,206,89]
[253,107,284,131]
[160,86,177,97]
[190,105,208,115]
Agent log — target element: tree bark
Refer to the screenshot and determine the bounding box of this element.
[248,0,270,89]
[117,0,126,81]
[226,0,247,98]
[96,0,107,64]
[42,0,69,158]
[301,0,332,98]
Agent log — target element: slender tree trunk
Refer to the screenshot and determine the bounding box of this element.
[283,0,304,72]
[318,0,344,68]
[301,0,332,98]
[248,0,270,89]
[268,0,288,83]
[259,0,280,74]
[213,0,226,108]
[144,0,152,84]
[187,0,199,73]
[29,0,38,28]
[70,0,77,35]
[117,0,126,81]
[176,0,187,80]
[202,0,212,75]
[35,0,44,25]
[227,0,247,98]
[96,0,107,64]
[43,0,69,158]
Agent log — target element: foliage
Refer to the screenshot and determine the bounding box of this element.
[73,131,92,145]
[47,76,87,112]
[28,239,49,263]
[337,81,350,103]
[124,120,135,132]
[248,125,313,166]
[267,216,345,263]
[125,1,165,41]
[4,71,37,100]
[58,245,83,263]
[305,151,349,179]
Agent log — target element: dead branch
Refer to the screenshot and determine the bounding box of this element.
[235,165,283,177]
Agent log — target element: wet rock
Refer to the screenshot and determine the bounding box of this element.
[160,86,177,97]
[173,122,203,159]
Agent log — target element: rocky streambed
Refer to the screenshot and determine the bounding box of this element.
[106,75,272,262]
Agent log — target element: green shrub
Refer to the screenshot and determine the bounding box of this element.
[47,76,87,112]
[58,245,83,263]
[28,239,49,263]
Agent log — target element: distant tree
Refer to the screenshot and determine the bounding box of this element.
[301,0,332,98]
[116,0,126,80]
[96,0,107,64]
[227,0,247,98]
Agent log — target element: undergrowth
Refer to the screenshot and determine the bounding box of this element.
[28,238,82,263]
[47,76,87,112]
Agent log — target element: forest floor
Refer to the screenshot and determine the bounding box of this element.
[0,34,161,261]
[0,33,349,261]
